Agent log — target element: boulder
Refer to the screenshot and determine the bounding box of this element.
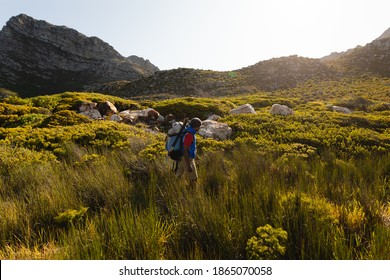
[79,101,102,120]
[327,105,352,114]
[207,114,221,121]
[80,109,102,120]
[79,101,97,112]
[230,103,256,115]
[198,120,232,140]
[110,114,123,122]
[118,108,164,124]
[97,101,117,116]
[270,104,294,116]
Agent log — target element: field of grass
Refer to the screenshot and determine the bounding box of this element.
[0,76,389,259]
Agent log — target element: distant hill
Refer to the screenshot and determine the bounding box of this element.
[239,55,341,91]
[93,56,342,98]
[90,68,256,99]
[321,28,390,77]
[0,14,158,97]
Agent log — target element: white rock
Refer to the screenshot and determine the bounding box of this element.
[79,101,97,112]
[80,109,102,120]
[230,104,256,115]
[98,101,118,116]
[118,108,163,124]
[198,120,232,140]
[330,106,352,114]
[270,104,294,116]
[207,114,221,121]
[110,114,123,122]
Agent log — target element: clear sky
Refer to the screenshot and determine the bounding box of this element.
[1,0,389,71]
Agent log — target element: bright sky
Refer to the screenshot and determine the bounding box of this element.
[1,0,389,71]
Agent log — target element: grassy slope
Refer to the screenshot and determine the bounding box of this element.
[0,76,389,259]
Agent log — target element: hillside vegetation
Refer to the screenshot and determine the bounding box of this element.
[0,75,389,259]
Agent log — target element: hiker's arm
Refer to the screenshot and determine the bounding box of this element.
[183,146,192,172]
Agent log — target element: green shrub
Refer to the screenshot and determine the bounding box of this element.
[54,207,88,226]
[246,224,288,260]
[279,192,342,259]
[0,88,18,99]
[40,110,91,127]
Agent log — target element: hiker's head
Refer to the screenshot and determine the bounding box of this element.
[189,117,202,130]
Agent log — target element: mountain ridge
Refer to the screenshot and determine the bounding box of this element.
[320,28,390,76]
[0,14,389,98]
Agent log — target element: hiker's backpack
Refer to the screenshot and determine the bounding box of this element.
[165,120,188,161]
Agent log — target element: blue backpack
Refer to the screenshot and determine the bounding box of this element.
[165,120,188,161]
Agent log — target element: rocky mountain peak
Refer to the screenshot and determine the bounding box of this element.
[376,27,390,40]
[127,55,160,73]
[2,14,122,60]
[0,14,158,97]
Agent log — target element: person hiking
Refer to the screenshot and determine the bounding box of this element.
[176,117,202,186]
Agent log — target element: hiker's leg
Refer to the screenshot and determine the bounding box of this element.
[187,159,198,182]
[175,158,185,178]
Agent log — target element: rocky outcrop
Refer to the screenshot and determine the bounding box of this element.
[119,108,164,124]
[79,101,102,120]
[198,120,232,140]
[326,105,352,114]
[97,101,117,117]
[127,55,159,73]
[0,14,158,97]
[270,104,294,116]
[230,104,256,115]
[79,100,119,119]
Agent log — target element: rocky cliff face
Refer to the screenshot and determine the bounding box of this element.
[127,55,159,74]
[0,14,158,97]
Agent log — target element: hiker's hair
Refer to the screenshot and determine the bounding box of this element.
[190,117,201,128]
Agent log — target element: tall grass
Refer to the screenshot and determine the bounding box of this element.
[0,143,389,259]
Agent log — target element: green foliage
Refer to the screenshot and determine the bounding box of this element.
[29,92,141,112]
[54,207,88,226]
[246,224,288,260]
[40,110,91,127]
[0,121,160,158]
[2,96,30,105]
[0,144,58,177]
[0,82,389,260]
[0,88,18,99]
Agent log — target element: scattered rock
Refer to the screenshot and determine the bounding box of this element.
[198,120,232,140]
[270,104,294,116]
[327,105,352,114]
[119,108,164,124]
[97,101,117,117]
[79,101,97,112]
[110,114,123,122]
[80,109,102,120]
[207,114,221,121]
[230,104,256,115]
